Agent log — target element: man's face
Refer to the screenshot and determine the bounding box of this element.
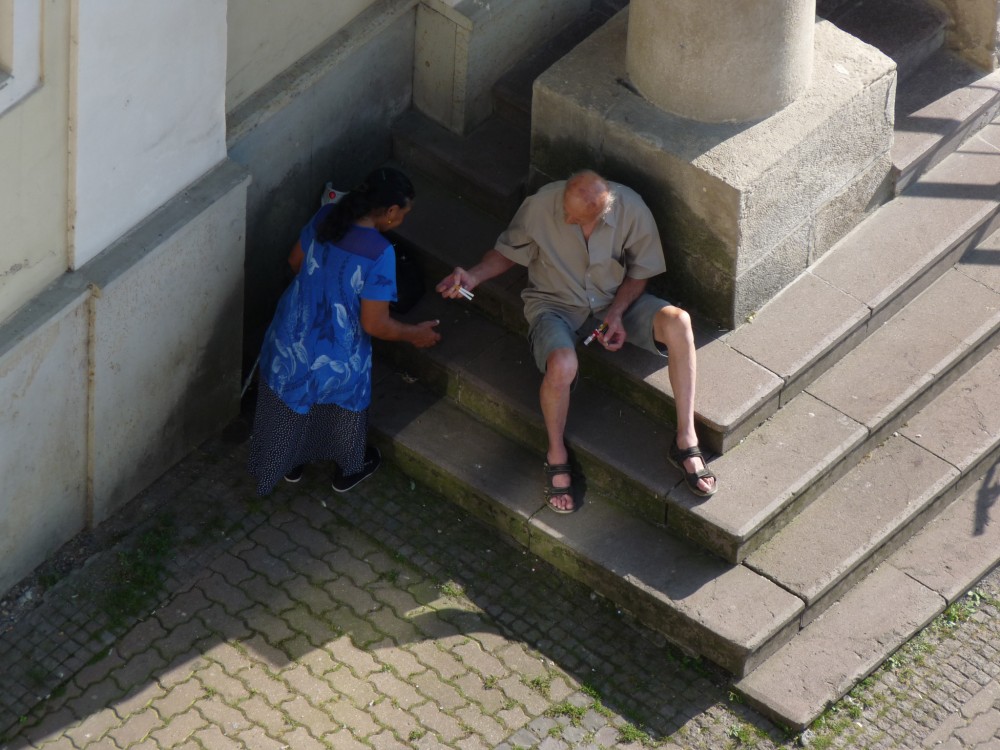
[563,191,605,227]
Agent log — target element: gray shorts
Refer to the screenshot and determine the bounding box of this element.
[527,294,671,373]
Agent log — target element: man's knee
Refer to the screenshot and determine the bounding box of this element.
[544,347,578,386]
[655,305,692,341]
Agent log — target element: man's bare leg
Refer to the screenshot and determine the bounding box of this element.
[539,347,577,511]
[653,306,716,495]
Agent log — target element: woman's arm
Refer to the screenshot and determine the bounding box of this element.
[288,240,305,274]
[360,300,441,348]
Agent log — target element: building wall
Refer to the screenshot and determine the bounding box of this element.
[0,0,247,597]
[70,0,228,267]
[0,0,71,325]
[228,0,419,372]
[226,0,372,112]
[931,0,1000,70]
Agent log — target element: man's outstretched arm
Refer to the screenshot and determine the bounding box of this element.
[436,249,516,299]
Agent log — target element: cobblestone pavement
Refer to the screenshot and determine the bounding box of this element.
[1,419,999,750]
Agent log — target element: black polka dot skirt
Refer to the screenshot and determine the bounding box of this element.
[247,382,367,495]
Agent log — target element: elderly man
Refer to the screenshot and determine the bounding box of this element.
[436,171,716,512]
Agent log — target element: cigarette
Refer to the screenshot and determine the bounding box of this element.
[583,322,608,346]
[457,286,474,300]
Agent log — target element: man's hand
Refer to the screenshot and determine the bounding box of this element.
[436,267,475,299]
[436,250,515,300]
[599,316,626,351]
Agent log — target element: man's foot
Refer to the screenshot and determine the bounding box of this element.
[667,442,717,497]
[332,445,381,493]
[284,465,305,483]
[543,460,577,513]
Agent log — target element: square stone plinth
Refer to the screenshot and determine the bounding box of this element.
[530,13,896,328]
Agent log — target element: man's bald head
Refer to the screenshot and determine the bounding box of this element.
[563,171,613,227]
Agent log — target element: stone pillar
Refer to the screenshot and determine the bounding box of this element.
[530,10,896,328]
[626,0,815,123]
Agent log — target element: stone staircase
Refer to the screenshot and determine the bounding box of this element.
[369,1,1000,730]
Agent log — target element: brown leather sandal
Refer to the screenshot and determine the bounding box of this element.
[668,443,718,498]
[543,461,578,514]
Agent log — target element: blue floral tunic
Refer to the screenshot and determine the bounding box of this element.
[259,204,397,414]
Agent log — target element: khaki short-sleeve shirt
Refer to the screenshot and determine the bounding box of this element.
[495,180,666,329]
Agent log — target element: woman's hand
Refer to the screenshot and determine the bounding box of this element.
[361,300,441,348]
[410,320,441,348]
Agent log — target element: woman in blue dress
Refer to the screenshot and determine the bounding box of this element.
[248,167,440,495]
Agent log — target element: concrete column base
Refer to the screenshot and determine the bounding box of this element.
[414,0,590,134]
[530,13,896,328]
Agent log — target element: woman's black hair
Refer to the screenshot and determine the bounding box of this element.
[317,167,415,243]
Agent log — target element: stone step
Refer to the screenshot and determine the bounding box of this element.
[893,48,1000,194]
[818,0,949,82]
[724,119,1000,411]
[736,424,1000,729]
[672,251,1000,563]
[368,365,805,676]
[375,294,678,525]
[392,110,530,221]
[391,170,783,456]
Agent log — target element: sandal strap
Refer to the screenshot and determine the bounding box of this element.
[543,462,573,499]
[670,444,704,462]
[544,462,573,477]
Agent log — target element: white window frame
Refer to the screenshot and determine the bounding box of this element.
[0,0,42,116]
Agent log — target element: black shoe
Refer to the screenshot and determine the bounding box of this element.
[332,445,381,493]
[284,465,304,483]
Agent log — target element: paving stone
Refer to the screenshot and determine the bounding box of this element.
[107,709,163,747]
[111,681,167,722]
[233,664,293,708]
[326,636,381,679]
[370,699,421,739]
[412,701,467,741]
[455,705,510,746]
[195,572,255,617]
[234,694,289,736]
[195,723,249,750]
[371,669,425,709]
[452,672,508,715]
[148,708,208,748]
[378,645,426,681]
[452,640,508,680]
[235,726,287,750]
[16,705,80,747]
[194,695,249,736]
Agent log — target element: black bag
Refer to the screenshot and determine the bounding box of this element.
[389,238,425,314]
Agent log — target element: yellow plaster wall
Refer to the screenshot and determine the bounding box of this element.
[226,0,372,112]
[0,0,71,324]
